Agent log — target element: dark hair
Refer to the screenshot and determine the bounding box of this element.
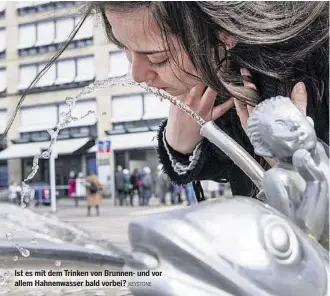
[92,1,328,103]
[2,1,328,139]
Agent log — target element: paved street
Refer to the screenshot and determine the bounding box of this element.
[31,197,186,253]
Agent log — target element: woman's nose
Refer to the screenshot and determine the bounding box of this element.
[130,54,156,84]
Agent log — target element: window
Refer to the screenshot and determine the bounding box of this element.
[55,18,74,43]
[19,56,95,91]
[109,51,131,77]
[74,16,93,40]
[0,69,6,93]
[0,29,6,58]
[110,123,126,135]
[0,165,8,188]
[17,1,75,16]
[36,63,56,88]
[18,24,36,49]
[30,131,49,142]
[143,93,170,120]
[147,118,164,131]
[19,105,58,133]
[125,121,149,133]
[70,126,90,138]
[57,129,70,140]
[59,100,97,128]
[18,15,92,56]
[18,65,37,90]
[55,59,76,85]
[111,95,143,122]
[75,56,95,82]
[0,109,7,134]
[35,21,55,47]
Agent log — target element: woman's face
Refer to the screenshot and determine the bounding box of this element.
[106,8,201,97]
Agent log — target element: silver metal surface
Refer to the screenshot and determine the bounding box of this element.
[125,198,328,296]
[200,121,265,189]
[246,96,329,244]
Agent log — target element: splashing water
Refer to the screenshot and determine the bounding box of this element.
[5,231,30,258]
[18,247,30,258]
[55,260,61,267]
[18,74,192,205]
[30,237,38,244]
[0,271,10,286]
[6,233,13,241]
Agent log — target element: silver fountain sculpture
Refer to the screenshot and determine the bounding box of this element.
[18,73,328,296]
[123,94,329,296]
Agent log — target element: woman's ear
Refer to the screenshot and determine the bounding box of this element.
[219,33,237,50]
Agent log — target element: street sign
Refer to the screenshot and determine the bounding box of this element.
[97,140,111,154]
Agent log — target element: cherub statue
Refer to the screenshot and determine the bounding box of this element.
[246,96,329,246]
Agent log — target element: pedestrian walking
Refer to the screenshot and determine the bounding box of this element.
[86,172,102,216]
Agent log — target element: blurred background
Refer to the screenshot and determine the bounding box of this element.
[0,1,228,204]
[0,3,230,293]
[0,1,172,199]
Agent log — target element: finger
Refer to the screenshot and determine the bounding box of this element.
[200,87,218,112]
[234,98,249,128]
[190,83,206,98]
[240,68,257,116]
[211,98,234,120]
[291,82,307,116]
[240,68,257,90]
[184,83,206,105]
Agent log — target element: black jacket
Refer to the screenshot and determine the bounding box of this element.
[156,44,329,201]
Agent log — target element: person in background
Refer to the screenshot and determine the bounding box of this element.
[171,184,183,205]
[75,172,86,207]
[8,181,21,205]
[86,172,102,216]
[141,167,153,206]
[129,168,140,206]
[183,183,196,206]
[207,180,220,199]
[156,164,170,206]
[68,171,76,205]
[115,165,126,206]
[138,168,146,206]
[123,169,131,206]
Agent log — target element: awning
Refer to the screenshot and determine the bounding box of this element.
[88,131,157,153]
[0,138,92,160]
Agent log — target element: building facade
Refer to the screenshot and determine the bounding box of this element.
[0,2,169,195]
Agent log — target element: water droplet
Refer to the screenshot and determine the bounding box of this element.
[65,97,75,106]
[47,129,55,137]
[19,247,30,258]
[55,260,61,267]
[30,238,37,244]
[41,151,50,159]
[6,233,13,241]
[12,256,18,262]
[60,111,67,118]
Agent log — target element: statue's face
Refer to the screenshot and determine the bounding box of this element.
[263,108,317,158]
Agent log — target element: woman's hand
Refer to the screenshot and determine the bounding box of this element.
[234,68,308,129]
[166,83,234,154]
[234,68,308,166]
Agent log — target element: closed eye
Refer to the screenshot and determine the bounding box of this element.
[149,59,169,68]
